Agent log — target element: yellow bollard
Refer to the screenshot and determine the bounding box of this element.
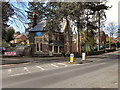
[70,53,74,62]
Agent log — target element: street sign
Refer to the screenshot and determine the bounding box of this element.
[4,52,16,56]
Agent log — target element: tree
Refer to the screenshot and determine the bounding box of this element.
[26,2,46,30]
[87,2,110,51]
[2,2,14,39]
[5,27,15,43]
[18,39,23,44]
[16,31,21,35]
[118,28,120,37]
[84,30,96,50]
[27,2,74,54]
[106,22,117,49]
[107,22,117,38]
[2,1,27,39]
[26,2,110,54]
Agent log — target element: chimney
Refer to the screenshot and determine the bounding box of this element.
[32,12,37,27]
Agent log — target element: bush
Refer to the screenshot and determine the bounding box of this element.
[18,39,23,43]
[10,43,16,47]
[2,40,8,48]
[88,50,105,56]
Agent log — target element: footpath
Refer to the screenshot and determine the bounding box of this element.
[0,50,119,66]
[0,57,69,65]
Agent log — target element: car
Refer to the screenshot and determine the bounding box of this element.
[0,47,7,54]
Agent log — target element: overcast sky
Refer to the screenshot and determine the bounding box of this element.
[105,0,119,26]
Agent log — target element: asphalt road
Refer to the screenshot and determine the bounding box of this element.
[2,51,119,88]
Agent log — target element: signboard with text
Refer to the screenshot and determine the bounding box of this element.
[4,52,16,56]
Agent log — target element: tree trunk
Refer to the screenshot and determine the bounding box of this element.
[98,11,100,51]
[77,24,82,57]
[109,32,111,49]
[66,19,72,55]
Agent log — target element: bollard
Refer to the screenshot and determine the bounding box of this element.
[70,53,74,62]
[82,52,86,60]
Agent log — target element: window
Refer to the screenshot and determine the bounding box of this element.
[37,43,39,51]
[40,43,42,51]
[54,46,58,53]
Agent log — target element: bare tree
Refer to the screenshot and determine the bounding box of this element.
[107,22,117,49]
[107,22,117,38]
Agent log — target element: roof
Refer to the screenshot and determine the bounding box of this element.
[15,35,25,39]
[28,20,67,33]
[28,20,47,32]
[49,40,64,46]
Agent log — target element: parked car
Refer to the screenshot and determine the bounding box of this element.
[0,47,7,54]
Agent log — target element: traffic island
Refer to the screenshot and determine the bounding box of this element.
[64,60,93,64]
[64,53,93,64]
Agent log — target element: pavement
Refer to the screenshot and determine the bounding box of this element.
[1,57,69,65]
[1,50,119,66]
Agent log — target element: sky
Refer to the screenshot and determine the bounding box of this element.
[105,0,119,25]
[7,0,120,36]
[103,0,120,37]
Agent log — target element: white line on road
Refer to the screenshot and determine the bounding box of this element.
[57,63,67,67]
[85,63,90,64]
[36,66,45,70]
[51,64,59,68]
[24,67,29,72]
[100,63,106,64]
[10,73,24,77]
[8,69,12,74]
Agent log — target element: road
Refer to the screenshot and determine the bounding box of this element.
[2,51,119,88]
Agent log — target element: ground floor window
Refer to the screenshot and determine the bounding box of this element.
[60,46,62,53]
[40,43,42,51]
[54,46,58,53]
[36,43,43,52]
[37,43,39,51]
[49,46,52,51]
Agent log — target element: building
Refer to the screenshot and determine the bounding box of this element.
[95,31,106,44]
[28,20,67,56]
[10,34,27,45]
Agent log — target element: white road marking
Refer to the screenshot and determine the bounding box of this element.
[8,69,12,74]
[24,67,29,72]
[51,64,59,67]
[10,73,24,77]
[75,64,84,65]
[85,63,90,64]
[36,66,44,70]
[57,63,67,67]
[100,63,106,64]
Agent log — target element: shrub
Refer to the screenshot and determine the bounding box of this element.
[2,40,8,48]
